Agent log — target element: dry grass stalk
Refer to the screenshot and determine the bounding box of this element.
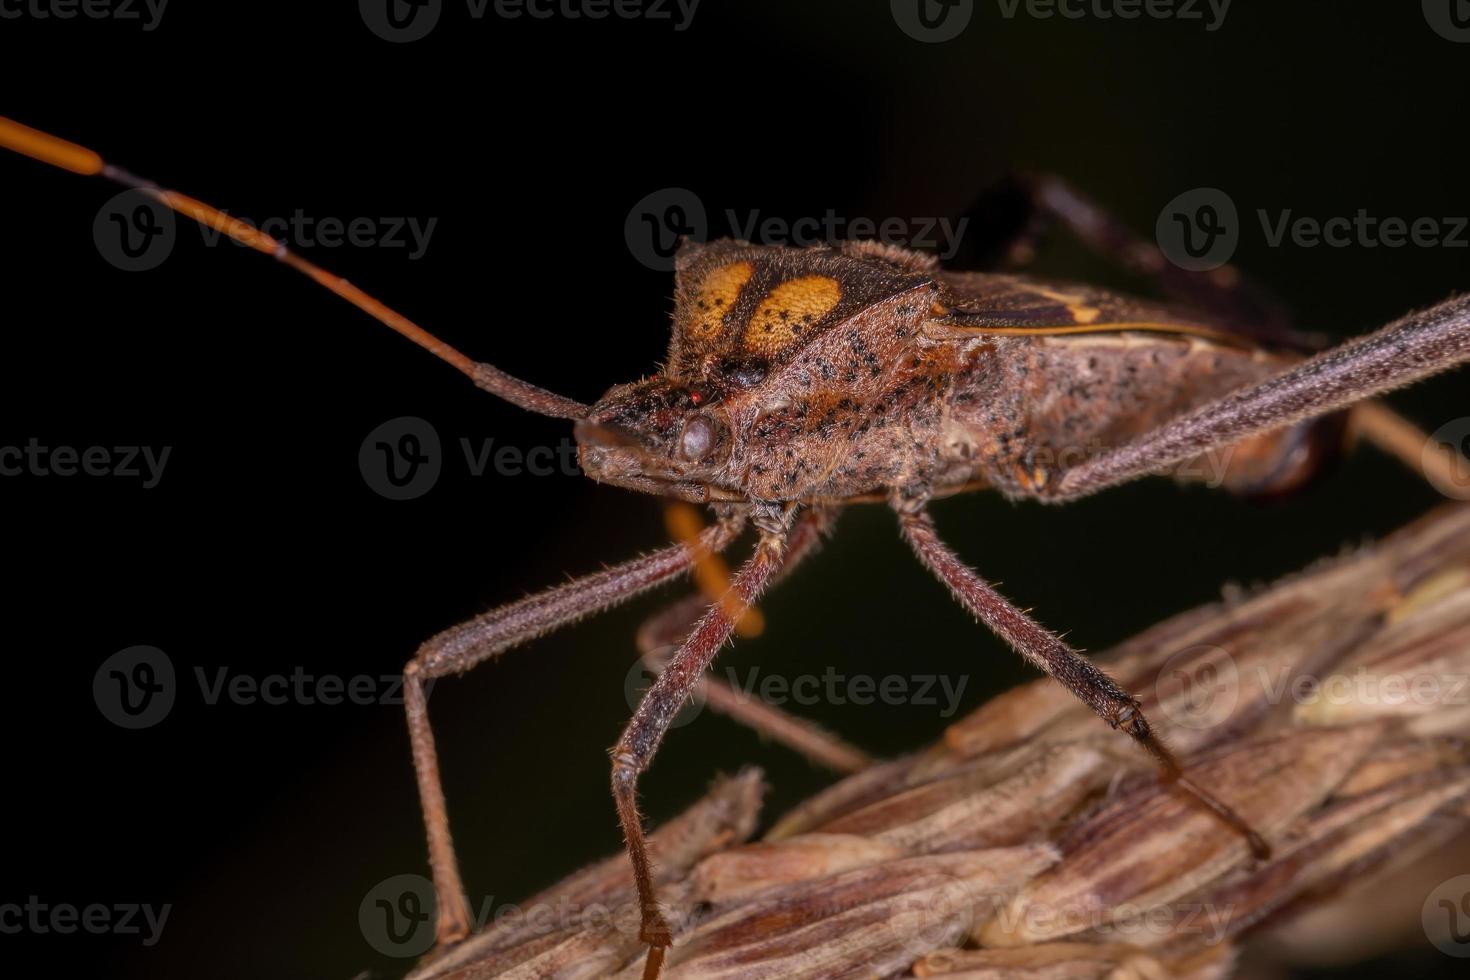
[409,504,1470,979]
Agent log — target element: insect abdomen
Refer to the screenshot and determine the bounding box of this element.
[955,333,1340,498]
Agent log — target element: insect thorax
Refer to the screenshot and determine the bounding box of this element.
[661,239,995,502]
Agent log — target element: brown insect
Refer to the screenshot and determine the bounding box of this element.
[6,116,1469,978]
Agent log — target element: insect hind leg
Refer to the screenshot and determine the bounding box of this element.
[895,503,1271,859]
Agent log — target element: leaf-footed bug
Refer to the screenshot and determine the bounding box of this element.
[5,116,1469,978]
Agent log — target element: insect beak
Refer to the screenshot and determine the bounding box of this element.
[573,419,643,451]
[573,417,733,504]
[573,419,660,483]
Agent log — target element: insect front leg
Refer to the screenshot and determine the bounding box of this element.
[403,508,746,946]
[893,499,1270,859]
[637,507,874,774]
[611,505,794,977]
[1045,293,1470,501]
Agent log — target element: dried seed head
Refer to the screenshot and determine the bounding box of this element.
[418,506,1470,979]
[979,725,1382,947]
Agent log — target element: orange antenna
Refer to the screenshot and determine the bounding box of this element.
[0,115,588,420]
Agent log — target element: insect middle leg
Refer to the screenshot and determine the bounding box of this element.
[403,507,747,946]
[894,501,1270,858]
[636,507,874,774]
[611,505,794,977]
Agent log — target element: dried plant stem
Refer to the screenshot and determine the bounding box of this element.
[410,504,1470,980]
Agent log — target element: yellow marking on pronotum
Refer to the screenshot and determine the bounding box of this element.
[665,502,764,638]
[690,261,755,339]
[745,275,842,356]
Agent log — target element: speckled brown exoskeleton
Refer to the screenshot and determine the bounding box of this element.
[6,117,1469,979]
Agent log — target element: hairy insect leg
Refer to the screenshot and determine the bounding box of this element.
[1047,294,1470,501]
[894,503,1270,859]
[612,508,794,976]
[637,508,874,774]
[403,508,747,946]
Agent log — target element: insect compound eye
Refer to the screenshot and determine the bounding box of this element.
[678,415,722,462]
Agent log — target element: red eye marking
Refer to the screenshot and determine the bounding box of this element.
[689,390,704,405]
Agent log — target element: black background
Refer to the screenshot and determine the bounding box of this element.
[1,2,1467,977]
